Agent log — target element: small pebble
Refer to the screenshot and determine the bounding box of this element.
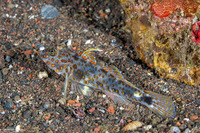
[102,94,106,98]
[107,106,114,114]
[0,70,3,82]
[194,100,200,105]
[6,50,15,57]
[119,106,124,110]
[38,71,48,79]
[39,46,45,51]
[8,3,15,8]
[169,126,181,133]
[44,103,51,109]
[8,64,13,68]
[15,125,21,132]
[122,121,143,132]
[41,5,60,19]
[85,39,94,45]
[88,107,95,113]
[176,121,181,126]
[67,39,72,46]
[4,101,14,110]
[1,111,5,115]
[191,127,200,132]
[58,98,66,105]
[14,95,21,103]
[190,115,198,121]
[67,100,76,105]
[23,110,32,119]
[54,0,64,7]
[110,39,116,46]
[143,125,152,131]
[183,118,190,122]
[97,109,105,113]
[157,124,167,129]
[5,55,11,62]
[94,127,100,132]
[0,53,5,69]
[152,118,160,125]
[24,50,33,55]
[179,124,187,130]
[183,128,191,133]
[105,8,111,13]
[83,29,88,32]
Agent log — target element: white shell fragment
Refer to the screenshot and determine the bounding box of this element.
[122,121,143,132]
[38,71,48,79]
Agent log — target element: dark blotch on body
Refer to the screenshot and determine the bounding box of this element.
[143,96,152,105]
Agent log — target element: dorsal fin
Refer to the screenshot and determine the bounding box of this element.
[78,48,102,64]
[101,65,124,79]
[110,65,124,78]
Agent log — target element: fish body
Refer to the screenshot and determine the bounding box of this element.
[40,45,176,118]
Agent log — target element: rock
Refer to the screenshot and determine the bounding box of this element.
[24,50,33,55]
[44,103,51,109]
[157,124,167,129]
[190,115,198,121]
[183,128,191,133]
[38,71,48,79]
[0,52,5,69]
[58,98,66,105]
[23,110,32,119]
[6,50,15,57]
[41,5,60,19]
[152,118,161,125]
[5,55,11,62]
[2,68,9,75]
[53,0,64,7]
[14,95,20,103]
[7,3,15,8]
[194,100,200,106]
[169,126,181,133]
[179,124,187,130]
[0,70,3,82]
[4,100,14,110]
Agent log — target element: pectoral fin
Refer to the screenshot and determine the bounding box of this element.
[71,82,94,96]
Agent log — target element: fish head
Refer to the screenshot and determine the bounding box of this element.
[39,45,68,75]
[40,45,58,62]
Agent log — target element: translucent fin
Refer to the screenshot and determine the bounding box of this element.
[71,82,94,96]
[110,65,124,78]
[79,48,102,64]
[63,74,69,103]
[124,80,144,93]
[143,90,176,118]
[104,91,131,105]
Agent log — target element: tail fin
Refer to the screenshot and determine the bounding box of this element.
[143,90,176,118]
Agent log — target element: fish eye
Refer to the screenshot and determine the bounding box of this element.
[50,51,55,55]
[49,48,56,56]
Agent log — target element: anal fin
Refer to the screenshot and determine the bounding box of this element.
[104,91,131,106]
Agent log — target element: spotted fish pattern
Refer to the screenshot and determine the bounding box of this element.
[40,45,176,118]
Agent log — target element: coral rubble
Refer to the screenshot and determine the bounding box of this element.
[119,0,200,86]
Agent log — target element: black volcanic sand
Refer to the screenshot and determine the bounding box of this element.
[0,0,199,132]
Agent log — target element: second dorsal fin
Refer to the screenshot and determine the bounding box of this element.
[110,65,124,79]
[78,48,102,64]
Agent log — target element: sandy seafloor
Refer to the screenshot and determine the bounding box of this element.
[0,0,199,132]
